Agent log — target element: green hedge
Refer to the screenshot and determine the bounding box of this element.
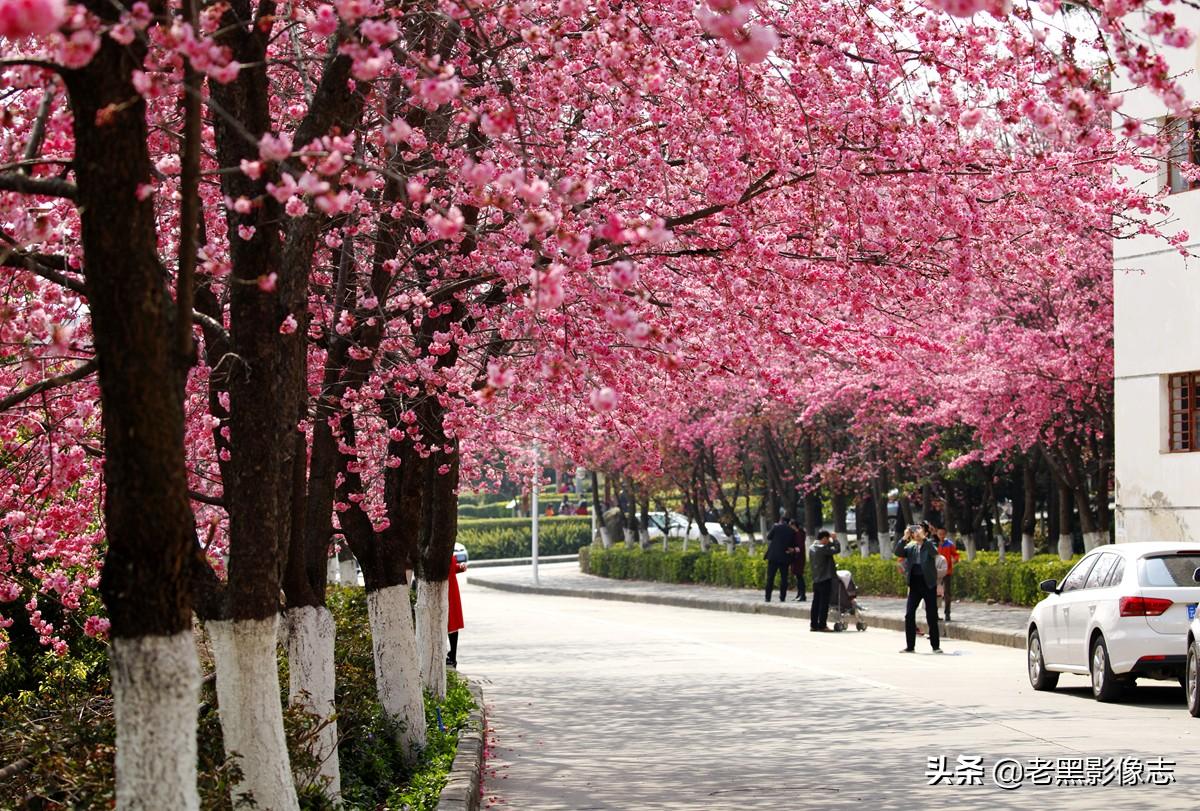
[581,546,1080,607]
[457,516,591,560]
[457,502,514,519]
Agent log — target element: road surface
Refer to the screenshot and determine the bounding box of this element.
[458,576,1197,810]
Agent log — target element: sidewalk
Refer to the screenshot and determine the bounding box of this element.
[467,561,1031,649]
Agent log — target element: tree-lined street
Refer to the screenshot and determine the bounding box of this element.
[466,580,1196,810]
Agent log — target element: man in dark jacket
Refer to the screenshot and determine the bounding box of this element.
[895,525,942,653]
[809,531,840,631]
[764,518,797,602]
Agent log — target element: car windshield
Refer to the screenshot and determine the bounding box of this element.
[1139,554,1200,587]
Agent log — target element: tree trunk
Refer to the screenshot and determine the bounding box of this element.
[339,552,357,587]
[1057,481,1074,560]
[1074,486,1105,552]
[416,439,459,700]
[1021,461,1037,560]
[110,634,200,811]
[367,585,426,762]
[209,617,299,811]
[639,494,651,550]
[63,31,202,811]
[339,417,426,761]
[281,606,340,799]
[416,579,449,699]
[590,471,609,547]
[873,476,892,559]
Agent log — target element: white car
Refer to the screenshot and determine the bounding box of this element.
[645,512,741,543]
[1027,541,1200,702]
[1184,566,1200,716]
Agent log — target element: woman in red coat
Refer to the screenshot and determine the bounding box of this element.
[447,558,465,668]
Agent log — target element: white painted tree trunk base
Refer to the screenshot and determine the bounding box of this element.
[638,528,649,549]
[110,632,201,811]
[367,585,426,762]
[283,606,341,802]
[209,617,300,811]
[326,557,340,584]
[599,528,612,549]
[623,528,635,546]
[339,558,357,586]
[965,537,977,561]
[416,579,449,700]
[1057,533,1074,560]
[1083,531,1105,552]
[1021,533,1035,561]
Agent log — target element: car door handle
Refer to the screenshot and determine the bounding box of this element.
[1089,605,1096,615]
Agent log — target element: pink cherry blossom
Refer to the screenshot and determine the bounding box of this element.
[0,0,64,38]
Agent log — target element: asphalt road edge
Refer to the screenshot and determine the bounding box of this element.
[466,576,1027,650]
[436,678,487,811]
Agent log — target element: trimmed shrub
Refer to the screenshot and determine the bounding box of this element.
[456,502,514,519]
[457,516,591,560]
[582,545,1080,607]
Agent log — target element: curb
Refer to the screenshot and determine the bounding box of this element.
[468,554,578,569]
[436,678,487,810]
[466,577,1027,650]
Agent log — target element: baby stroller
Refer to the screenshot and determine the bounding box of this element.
[830,570,867,632]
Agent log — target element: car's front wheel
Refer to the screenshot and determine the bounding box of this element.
[1090,636,1124,702]
[1028,628,1058,691]
[1187,639,1200,717]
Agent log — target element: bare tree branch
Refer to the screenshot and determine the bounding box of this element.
[0,172,76,200]
[0,359,98,412]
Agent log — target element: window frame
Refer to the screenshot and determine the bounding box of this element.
[1060,555,1099,593]
[1084,553,1118,590]
[1168,371,1200,453]
[1166,115,1200,194]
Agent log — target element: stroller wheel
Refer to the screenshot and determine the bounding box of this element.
[856,623,867,631]
[833,622,845,632]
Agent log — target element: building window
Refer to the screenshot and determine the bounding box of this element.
[1168,372,1200,451]
[1166,117,1200,194]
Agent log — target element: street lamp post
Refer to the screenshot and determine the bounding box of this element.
[531,449,540,586]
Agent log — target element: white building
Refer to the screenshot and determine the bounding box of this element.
[1113,24,1200,543]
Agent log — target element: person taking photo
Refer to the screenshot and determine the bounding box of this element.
[895,524,942,653]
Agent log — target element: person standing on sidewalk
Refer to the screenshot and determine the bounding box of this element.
[809,530,840,631]
[790,523,808,602]
[896,525,941,653]
[936,526,960,622]
[764,517,797,602]
[447,557,466,668]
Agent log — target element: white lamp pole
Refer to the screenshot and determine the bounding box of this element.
[531,446,540,585]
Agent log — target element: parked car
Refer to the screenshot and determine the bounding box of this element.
[703,522,743,544]
[645,511,690,539]
[644,512,741,543]
[454,542,469,566]
[1184,567,1200,716]
[1027,542,1200,702]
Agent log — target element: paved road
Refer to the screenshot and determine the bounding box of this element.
[458,576,1197,810]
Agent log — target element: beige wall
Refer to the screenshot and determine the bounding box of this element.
[1113,11,1200,542]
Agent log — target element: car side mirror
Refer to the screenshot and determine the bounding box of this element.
[1193,567,1200,584]
[1039,579,1059,594]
